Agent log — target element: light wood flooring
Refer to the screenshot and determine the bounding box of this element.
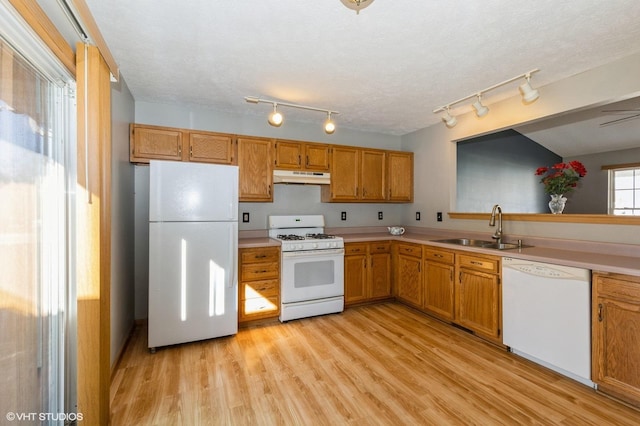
[111,302,640,425]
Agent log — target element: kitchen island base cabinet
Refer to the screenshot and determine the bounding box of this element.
[344,242,392,306]
[239,247,280,323]
[592,272,640,408]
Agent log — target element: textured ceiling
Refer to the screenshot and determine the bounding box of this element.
[84,0,640,139]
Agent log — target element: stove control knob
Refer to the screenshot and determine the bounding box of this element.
[312,243,318,249]
[330,242,337,248]
[295,244,302,250]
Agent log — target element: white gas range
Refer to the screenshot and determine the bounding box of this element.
[268,215,345,322]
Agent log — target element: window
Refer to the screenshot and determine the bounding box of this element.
[609,166,640,215]
[1,6,76,420]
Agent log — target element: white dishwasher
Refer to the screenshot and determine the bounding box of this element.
[502,257,594,387]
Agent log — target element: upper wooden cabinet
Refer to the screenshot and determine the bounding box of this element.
[321,147,388,202]
[188,132,234,164]
[322,146,360,201]
[322,146,411,203]
[361,149,386,201]
[387,151,413,202]
[130,124,235,165]
[237,137,273,202]
[130,124,184,162]
[274,140,330,171]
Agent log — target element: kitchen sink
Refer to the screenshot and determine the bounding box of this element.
[432,238,527,250]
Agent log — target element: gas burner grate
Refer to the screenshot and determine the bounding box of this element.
[277,234,306,241]
[306,233,337,240]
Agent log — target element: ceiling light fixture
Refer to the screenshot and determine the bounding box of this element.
[244,96,340,134]
[340,0,375,14]
[472,95,489,118]
[441,107,458,128]
[433,69,540,127]
[268,104,283,127]
[324,112,336,134]
[519,73,540,104]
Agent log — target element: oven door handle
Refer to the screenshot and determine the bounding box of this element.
[282,248,345,258]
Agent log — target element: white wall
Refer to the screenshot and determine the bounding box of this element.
[110,76,136,366]
[401,52,640,245]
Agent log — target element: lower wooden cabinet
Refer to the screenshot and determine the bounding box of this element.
[455,253,501,344]
[394,243,423,308]
[592,272,640,408]
[238,246,280,322]
[423,247,455,321]
[344,241,392,306]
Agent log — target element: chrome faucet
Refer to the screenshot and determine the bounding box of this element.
[489,204,503,243]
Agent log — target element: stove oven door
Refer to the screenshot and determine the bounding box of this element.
[281,248,345,303]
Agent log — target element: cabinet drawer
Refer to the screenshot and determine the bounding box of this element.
[345,243,368,255]
[369,241,391,254]
[240,247,280,264]
[241,279,279,300]
[458,254,499,274]
[241,262,279,281]
[240,296,279,320]
[396,243,422,258]
[595,273,640,300]
[424,248,454,264]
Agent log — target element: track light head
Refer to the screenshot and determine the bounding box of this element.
[519,75,539,104]
[441,107,457,128]
[268,104,283,127]
[324,112,336,134]
[472,95,489,118]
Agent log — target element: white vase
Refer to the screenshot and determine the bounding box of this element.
[548,194,567,214]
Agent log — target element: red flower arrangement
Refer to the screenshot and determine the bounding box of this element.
[535,160,587,194]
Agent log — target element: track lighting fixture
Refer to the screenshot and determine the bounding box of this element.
[268,104,283,127]
[472,95,489,118]
[244,96,340,134]
[340,0,375,14]
[324,112,336,134]
[433,69,540,128]
[519,73,540,104]
[441,107,458,128]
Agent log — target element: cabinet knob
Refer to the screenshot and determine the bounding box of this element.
[598,303,603,322]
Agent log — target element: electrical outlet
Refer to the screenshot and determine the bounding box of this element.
[378,211,383,220]
[437,212,443,222]
[242,212,250,223]
[341,211,347,221]
[416,212,421,221]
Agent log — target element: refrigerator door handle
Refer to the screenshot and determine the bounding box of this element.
[229,225,237,288]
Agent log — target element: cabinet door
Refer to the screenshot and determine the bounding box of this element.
[345,253,367,305]
[189,132,234,164]
[275,140,302,169]
[593,273,640,406]
[424,261,455,321]
[361,150,386,201]
[387,151,413,202]
[130,124,184,162]
[455,269,500,340]
[237,137,273,202]
[326,146,360,201]
[370,252,391,299]
[396,255,422,307]
[304,143,330,171]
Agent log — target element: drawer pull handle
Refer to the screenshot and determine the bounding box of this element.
[470,261,483,266]
[255,255,267,259]
[434,254,443,258]
[255,269,268,273]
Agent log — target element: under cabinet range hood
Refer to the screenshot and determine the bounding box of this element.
[273,170,331,185]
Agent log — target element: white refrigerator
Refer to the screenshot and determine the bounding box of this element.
[148,160,238,350]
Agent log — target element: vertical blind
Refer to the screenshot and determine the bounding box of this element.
[0,4,76,422]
